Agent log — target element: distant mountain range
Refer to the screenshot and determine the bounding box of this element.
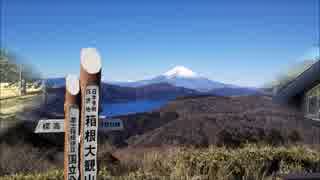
[209,87,261,96]
[44,77,65,89]
[101,83,197,102]
[44,66,261,100]
[112,66,236,92]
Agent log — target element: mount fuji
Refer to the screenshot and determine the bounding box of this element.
[44,66,260,98]
[113,66,235,92]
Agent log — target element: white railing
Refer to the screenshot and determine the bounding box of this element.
[304,114,320,121]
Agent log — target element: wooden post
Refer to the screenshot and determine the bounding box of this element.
[33,48,123,180]
[64,75,81,180]
[79,48,102,180]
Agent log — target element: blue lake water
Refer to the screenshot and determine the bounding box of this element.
[102,99,171,117]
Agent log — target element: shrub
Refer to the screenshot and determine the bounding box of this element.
[288,130,302,143]
[0,143,57,176]
[216,129,241,148]
[2,144,320,180]
[266,129,284,146]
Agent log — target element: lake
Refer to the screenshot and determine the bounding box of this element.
[0,98,171,134]
[102,99,170,117]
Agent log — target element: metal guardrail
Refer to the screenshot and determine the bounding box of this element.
[0,91,41,101]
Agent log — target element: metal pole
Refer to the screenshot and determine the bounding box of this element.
[0,63,3,100]
[42,79,48,105]
[19,64,22,96]
[79,48,102,180]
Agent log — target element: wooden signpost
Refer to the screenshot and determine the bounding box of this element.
[64,75,80,180]
[35,117,123,134]
[34,48,124,180]
[80,48,101,180]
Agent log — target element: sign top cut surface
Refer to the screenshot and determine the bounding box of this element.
[81,48,102,74]
[66,74,80,95]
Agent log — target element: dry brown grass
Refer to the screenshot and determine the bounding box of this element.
[0,143,59,175]
[2,144,320,180]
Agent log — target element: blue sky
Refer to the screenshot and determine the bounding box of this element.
[1,0,319,87]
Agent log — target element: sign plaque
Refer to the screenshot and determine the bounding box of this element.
[34,119,64,133]
[67,106,80,180]
[82,85,99,180]
[99,118,124,132]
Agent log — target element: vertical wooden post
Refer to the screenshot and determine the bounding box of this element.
[80,48,102,180]
[64,75,81,180]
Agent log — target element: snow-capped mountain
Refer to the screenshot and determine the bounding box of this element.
[44,66,259,100]
[113,66,234,92]
[163,66,198,78]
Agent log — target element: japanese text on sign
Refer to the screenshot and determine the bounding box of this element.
[82,85,99,180]
[99,118,124,132]
[34,119,64,133]
[68,107,80,180]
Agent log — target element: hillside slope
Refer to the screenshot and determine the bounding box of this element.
[125,95,320,147]
[3,94,319,149]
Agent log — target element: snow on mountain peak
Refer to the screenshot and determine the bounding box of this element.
[163,66,198,78]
